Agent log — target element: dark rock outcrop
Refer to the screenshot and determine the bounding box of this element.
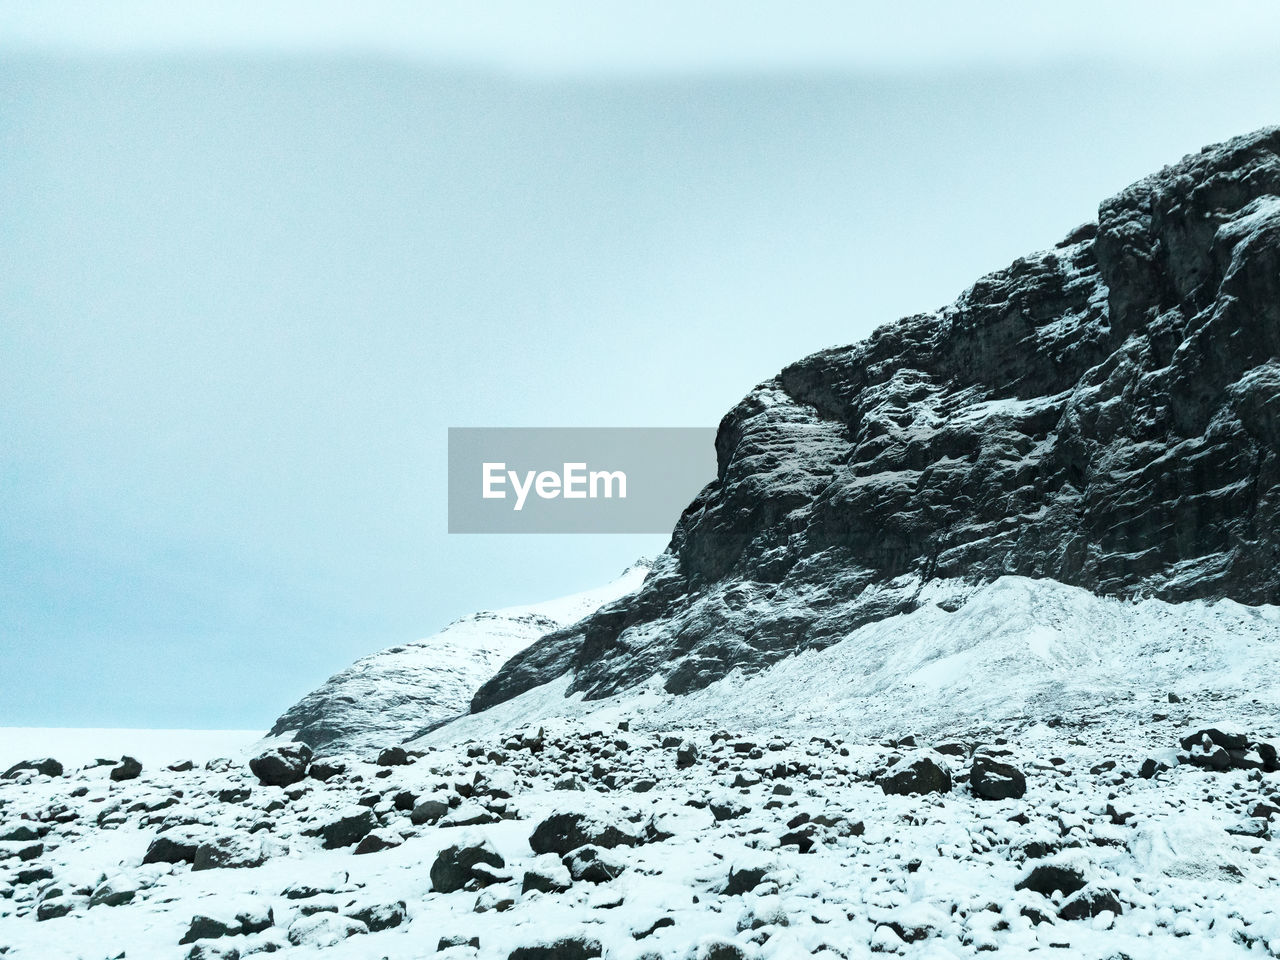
[192,836,267,871]
[563,845,625,883]
[1175,726,1278,772]
[475,127,1280,712]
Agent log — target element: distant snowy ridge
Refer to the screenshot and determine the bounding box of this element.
[420,575,1280,747]
[267,560,651,755]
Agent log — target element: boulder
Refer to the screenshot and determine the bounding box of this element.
[563,845,625,883]
[179,903,274,943]
[183,942,244,960]
[440,936,482,950]
[676,740,699,769]
[878,751,952,796]
[376,746,411,766]
[2,758,62,779]
[308,758,346,782]
[319,807,376,849]
[694,940,749,960]
[507,936,603,960]
[410,798,450,826]
[90,873,140,907]
[1057,885,1124,920]
[970,755,1027,800]
[287,912,368,947]
[522,854,573,894]
[344,900,407,932]
[249,744,312,787]
[193,835,267,871]
[282,872,349,899]
[143,827,208,865]
[109,756,142,782]
[529,812,641,855]
[1015,862,1088,898]
[1178,726,1249,752]
[430,833,506,893]
[723,864,769,896]
[36,894,87,921]
[16,841,43,861]
[16,867,54,885]
[710,798,750,822]
[353,829,402,855]
[439,800,498,827]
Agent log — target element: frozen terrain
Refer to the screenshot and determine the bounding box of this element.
[2,576,1277,960]
[436,576,1280,745]
[268,562,651,755]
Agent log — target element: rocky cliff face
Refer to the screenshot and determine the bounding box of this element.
[474,127,1280,712]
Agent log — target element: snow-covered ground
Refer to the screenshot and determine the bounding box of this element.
[2,576,1277,959]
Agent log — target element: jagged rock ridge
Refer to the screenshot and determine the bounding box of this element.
[474,126,1280,712]
[268,561,650,754]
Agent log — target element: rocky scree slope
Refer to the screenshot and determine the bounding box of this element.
[2,713,1278,959]
[475,126,1280,712]
[269,562,650,755]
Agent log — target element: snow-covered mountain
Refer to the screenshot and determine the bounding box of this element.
[422,575,1280,747]
[4,130,1280,960]
[267,561,651,755]
[476,126,1280,714]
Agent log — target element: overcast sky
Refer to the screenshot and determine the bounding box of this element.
[3,3,1279,729]
[7,1,1280,70]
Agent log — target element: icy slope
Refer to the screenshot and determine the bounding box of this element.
[427,576,1280,746]
[268,561,650,755]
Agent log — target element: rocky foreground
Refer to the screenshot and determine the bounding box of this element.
[2,709,1278,959]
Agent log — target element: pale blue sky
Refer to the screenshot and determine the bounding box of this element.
[3,4,1279,728]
